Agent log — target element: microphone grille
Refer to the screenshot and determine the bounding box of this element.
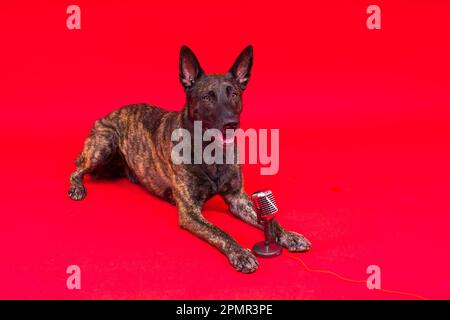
[251,190,278,216]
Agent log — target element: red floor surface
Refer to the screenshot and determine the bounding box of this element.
[1,1,450,299]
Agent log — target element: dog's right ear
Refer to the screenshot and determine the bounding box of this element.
[227,45,253,90]
[179,46,204,91]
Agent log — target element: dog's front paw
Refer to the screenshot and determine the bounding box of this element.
[278,231,312,252]
[68,185,87,201]
[227,248,259,274]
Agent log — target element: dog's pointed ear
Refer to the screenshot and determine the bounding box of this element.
[179,46,204,91]
[227,45,253,90]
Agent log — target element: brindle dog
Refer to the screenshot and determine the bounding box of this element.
[68,46,311,273]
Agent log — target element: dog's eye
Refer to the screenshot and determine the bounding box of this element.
[201,93,213,102]
[227,86,238,99]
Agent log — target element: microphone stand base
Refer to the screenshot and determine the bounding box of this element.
[253,241,282,258]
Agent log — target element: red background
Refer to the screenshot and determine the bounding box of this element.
[1,0,449,299]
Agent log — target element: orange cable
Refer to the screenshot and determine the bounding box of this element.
[284,252,427,300]
[377,288,427,300]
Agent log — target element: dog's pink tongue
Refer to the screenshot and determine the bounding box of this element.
[217,133,235,146]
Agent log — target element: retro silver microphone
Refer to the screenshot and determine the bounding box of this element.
[252,190,282,257]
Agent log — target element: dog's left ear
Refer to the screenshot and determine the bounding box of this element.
[227,45,253,90]
[179,46,204,91]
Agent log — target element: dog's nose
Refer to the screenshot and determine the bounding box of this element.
[223,121,239,131]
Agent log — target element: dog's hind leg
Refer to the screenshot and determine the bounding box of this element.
[68,120,118,201]
[125,165,139,184]
[222,189,312,252]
